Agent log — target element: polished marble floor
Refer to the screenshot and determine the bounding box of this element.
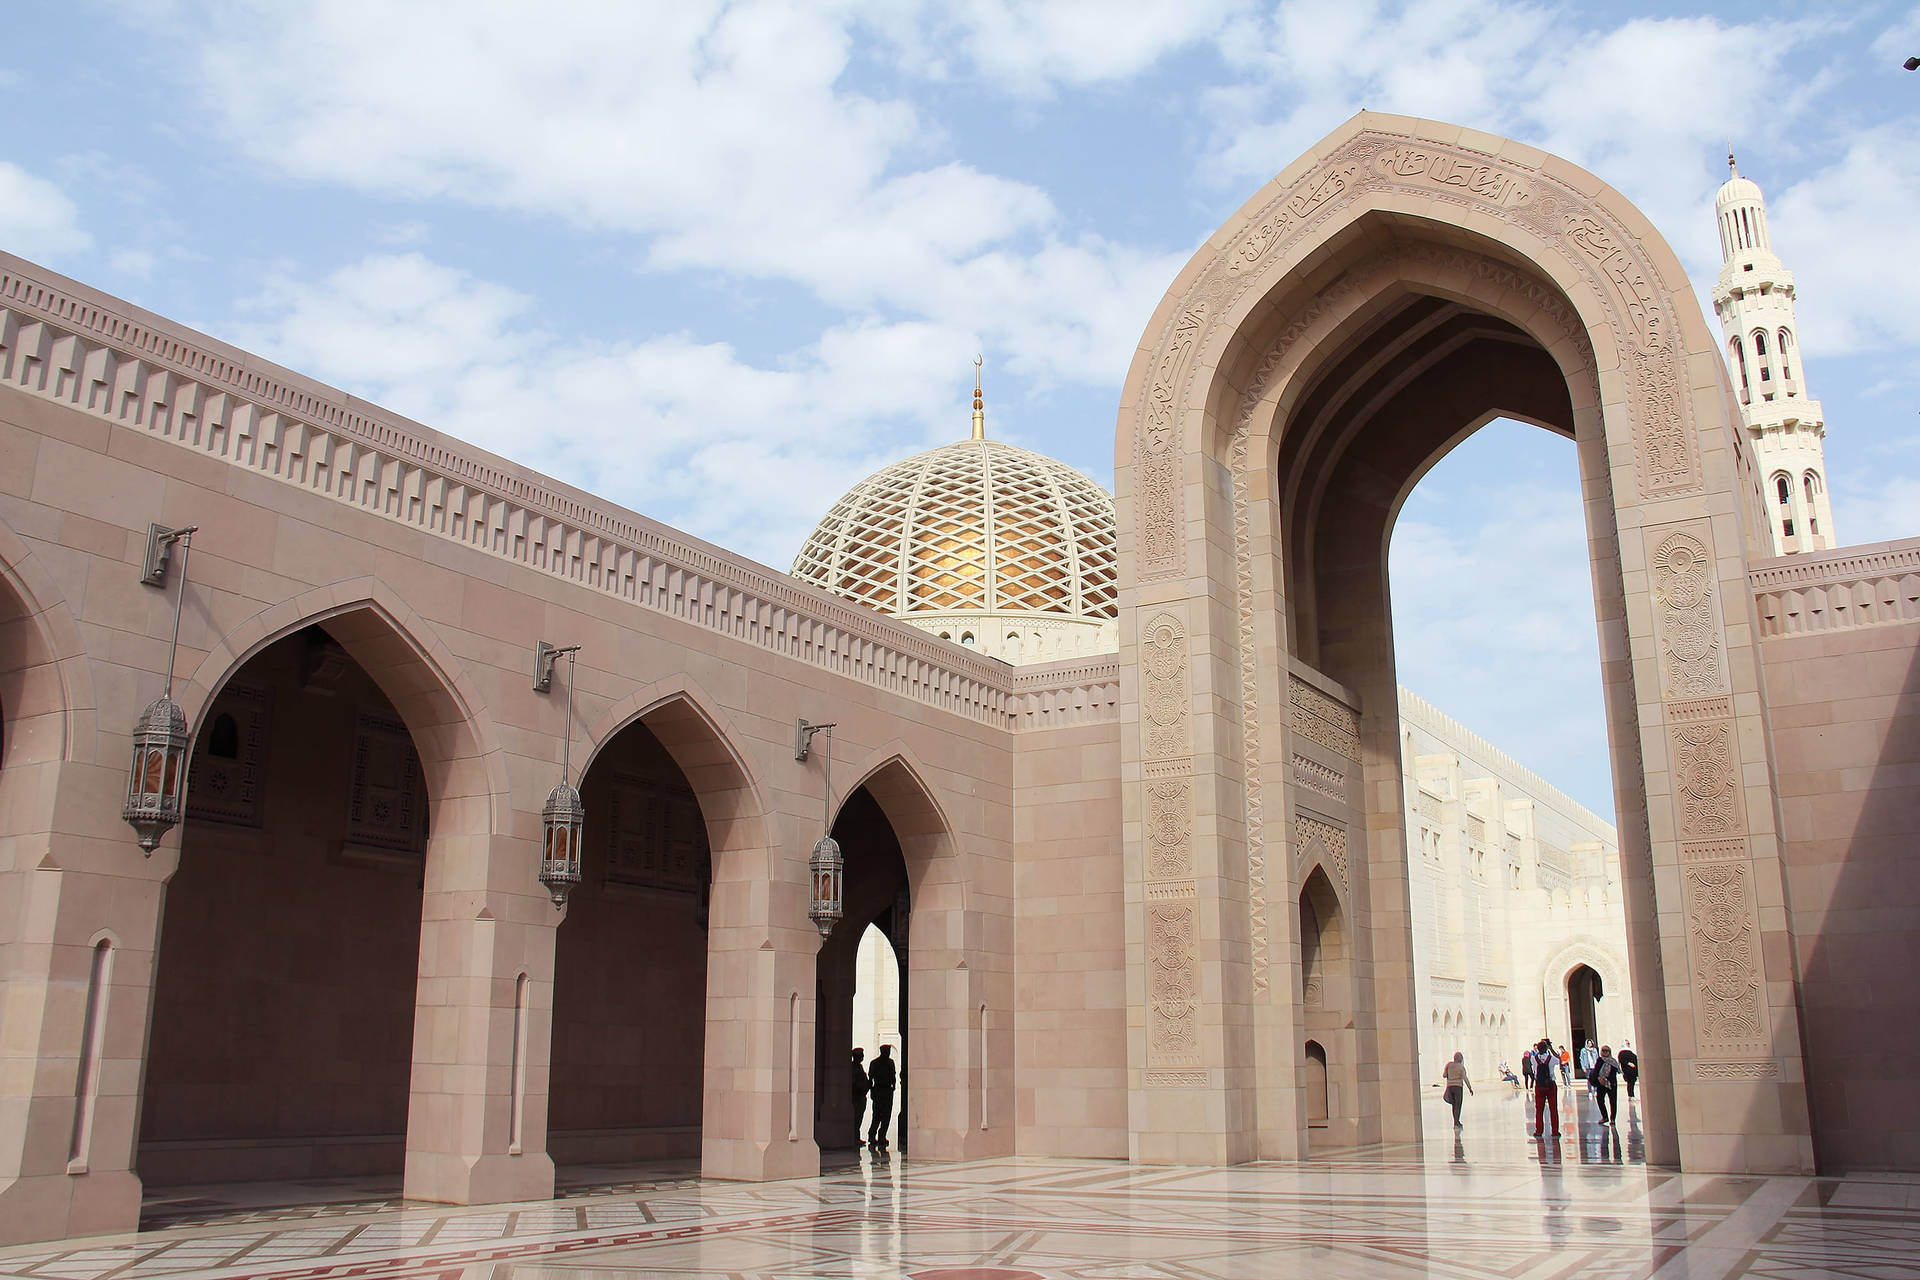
[8,1090,1914,1279]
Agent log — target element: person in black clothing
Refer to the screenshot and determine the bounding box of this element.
[1618,1041,1640,1098]
[1591,1045,1621,1126]
[850,1047,869,1143]
[867,1044,898,1149]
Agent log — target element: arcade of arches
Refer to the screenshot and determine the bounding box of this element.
[1,114,1918,1246]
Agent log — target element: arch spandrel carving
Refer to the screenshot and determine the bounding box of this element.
[1119,113,1725,587]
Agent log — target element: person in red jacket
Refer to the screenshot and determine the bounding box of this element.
[1531,1038,1561,1138]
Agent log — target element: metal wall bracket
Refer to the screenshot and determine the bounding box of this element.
[141,523,196,587]
[795,717,835,761]
[533,641,563,692]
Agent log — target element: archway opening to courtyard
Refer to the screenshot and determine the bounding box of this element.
[548,713,714,1166]
[141,623,430,1185]
[1567,964,1603,1052]
[815,784,909,1151]
[1234,208,1676,1157]
[1387,418,1634,1095]
[852,923,903,1145]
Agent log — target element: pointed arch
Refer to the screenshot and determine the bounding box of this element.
[177,577,508,841]
[578,675,771,873]
[0,518,96,771]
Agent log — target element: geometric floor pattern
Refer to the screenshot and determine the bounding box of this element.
[6,1093,1915,1280]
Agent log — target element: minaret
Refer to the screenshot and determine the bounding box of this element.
[1712,152,1835,554]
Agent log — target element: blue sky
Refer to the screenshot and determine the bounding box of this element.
[4,1,1917,819]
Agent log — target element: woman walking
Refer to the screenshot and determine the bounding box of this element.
[1441,1052,1474,1128]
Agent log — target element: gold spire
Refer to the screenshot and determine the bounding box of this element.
[1728,144,1737,178]
[971,355,985,441]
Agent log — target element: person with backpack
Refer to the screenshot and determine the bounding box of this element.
[1531,1038,1560,1137]
[1591,1045,1622,1126]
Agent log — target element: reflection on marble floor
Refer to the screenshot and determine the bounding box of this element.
[8,1091,1914,1280]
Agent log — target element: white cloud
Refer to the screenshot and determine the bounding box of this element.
[232,252,983,568]
[0,161,91,259]
[1389,422,1615,818]
[1768,121,1920,357]
[182,0,1177,387]
[880,0,1241,94]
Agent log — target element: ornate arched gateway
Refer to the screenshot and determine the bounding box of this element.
[1116,114,1811,1174]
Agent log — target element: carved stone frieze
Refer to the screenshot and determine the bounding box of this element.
[1145,1070,1209,1088]
[1291,753,1345,801]
[1695,1060,1779,1080]
[187,683,270,828]
[1288,678,1360,761]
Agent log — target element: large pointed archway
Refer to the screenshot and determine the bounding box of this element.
[1115,113,1810,1174]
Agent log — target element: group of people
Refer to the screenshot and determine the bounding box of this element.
[1446,1037,1642,1137]
[850,1045,898,1152]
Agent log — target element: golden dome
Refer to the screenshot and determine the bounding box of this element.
[792,434,1118,664]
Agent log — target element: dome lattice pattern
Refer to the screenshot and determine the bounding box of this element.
[793,439,1118,623]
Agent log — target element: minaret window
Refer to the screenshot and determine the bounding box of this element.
[1753,330,1770,381]
[1778,329,1794,381]
[1731,337,1749,404]
[1804,473,1821,536]
[1775,475,1791,508]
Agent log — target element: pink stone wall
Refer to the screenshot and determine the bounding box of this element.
[1760,595,1920,1170]
[1012,720,1127,1157]
[141,638,422,1185]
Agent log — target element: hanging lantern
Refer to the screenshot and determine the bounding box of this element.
[540,780,585,907]
[534,640,586,910]
[122,694,190,854]
[809,834,843,937]
[124,523,198,856]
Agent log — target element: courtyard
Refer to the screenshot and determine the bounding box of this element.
[3,1093,1905,1280]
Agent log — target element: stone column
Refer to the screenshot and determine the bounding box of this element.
[700,867,820,1181]
[403,824,557,1205]
[0,754,165,1244]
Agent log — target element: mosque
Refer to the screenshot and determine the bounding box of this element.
[0,114,1914,1250]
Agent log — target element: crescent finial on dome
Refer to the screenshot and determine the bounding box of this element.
[972,355,985,441]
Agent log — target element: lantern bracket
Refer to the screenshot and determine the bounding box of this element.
[140,523,199,588]
[533,641,580,693]
[795,718,836,761]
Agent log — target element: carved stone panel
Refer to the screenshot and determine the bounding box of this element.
[1671,720,1745,842]
[346,712,426,859]
[1147,897,1201,1068]
[1295,811,1350,894]
[187,683,269,828]
[1140,611,1191,760]
[1144,778,1194,881]
[1682,862,1770,1058]
[606,773,709,895]
[1646,526,1729,701]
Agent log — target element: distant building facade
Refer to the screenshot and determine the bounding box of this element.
[1400,690,1635,1084]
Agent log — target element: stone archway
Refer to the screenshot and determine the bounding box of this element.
[573,685,796,1184]
[837,749,1009,1162]
[1115,113,1809,1174]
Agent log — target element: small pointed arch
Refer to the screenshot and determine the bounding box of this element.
[835,742,963,909]
[1772,471,1793,508]
[1777,327,1794,380]
[1729,335,1750,404]
[177,577,508,839]
[578,676,771,872]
